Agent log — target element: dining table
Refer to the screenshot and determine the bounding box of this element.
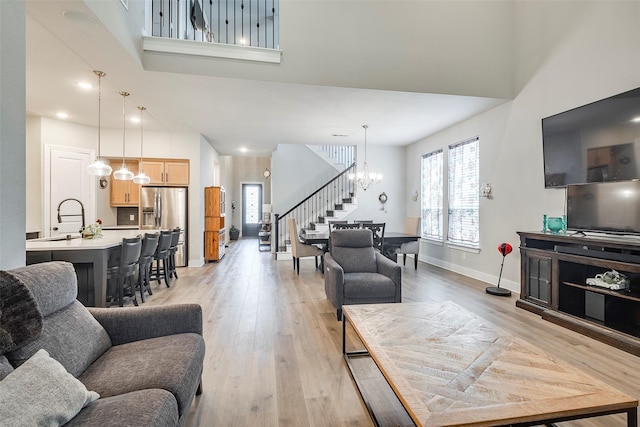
[299,230,420,262]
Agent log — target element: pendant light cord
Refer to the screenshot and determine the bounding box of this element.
[120,91,129,167]
[138,106,146,172]
[94,70,106,160]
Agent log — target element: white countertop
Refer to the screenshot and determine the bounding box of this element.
[26,230,145,251]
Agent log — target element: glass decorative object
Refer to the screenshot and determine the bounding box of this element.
[542,214,547,233]
[547,217,563,234]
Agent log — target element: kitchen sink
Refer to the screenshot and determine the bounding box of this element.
[46,235,82,241]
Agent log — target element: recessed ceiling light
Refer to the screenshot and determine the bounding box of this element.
[77,81,93,90]
[130,117,140,123]
[332,133,349,137]
[56,112,69,119]
[239,147,248,153]
[632,116,640,123]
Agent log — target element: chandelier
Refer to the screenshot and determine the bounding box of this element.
[348,125,382,191]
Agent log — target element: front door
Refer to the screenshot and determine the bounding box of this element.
[46,146,94,237]
[242,183,262,237]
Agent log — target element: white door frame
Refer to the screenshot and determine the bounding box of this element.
[44,145,96,237]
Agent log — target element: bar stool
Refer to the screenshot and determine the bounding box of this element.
[167,228,181,280]
[150,230,173,288]
[137,232,159,302]
[106,236,142,307]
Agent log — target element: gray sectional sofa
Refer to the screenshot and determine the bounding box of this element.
[0,261,205,427]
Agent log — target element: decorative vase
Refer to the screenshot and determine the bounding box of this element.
[547,217,563,234]
[229,230,239,240]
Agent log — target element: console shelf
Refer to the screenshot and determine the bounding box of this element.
[517,231,640,356]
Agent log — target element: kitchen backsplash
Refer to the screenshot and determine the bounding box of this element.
[117,207,139,226]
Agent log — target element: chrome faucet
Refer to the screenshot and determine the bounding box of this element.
[57,198,86,233]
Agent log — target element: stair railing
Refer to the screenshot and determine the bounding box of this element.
[274,163,356,253]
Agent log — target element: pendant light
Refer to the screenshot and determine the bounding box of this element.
[86,70,112,176]
[348,125,383,191]
[132,106,151,185]
[113,91,134,181]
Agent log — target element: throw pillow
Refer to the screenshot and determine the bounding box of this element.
[0,349,99,427]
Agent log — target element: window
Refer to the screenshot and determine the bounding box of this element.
[448,137,479,247]
[421,150,444,240]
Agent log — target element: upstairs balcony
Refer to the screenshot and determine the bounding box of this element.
[145,0,281,64]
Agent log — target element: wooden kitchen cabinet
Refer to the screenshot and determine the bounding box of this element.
[110,160,140,206]
[141,160,189,186]
[204,186,225,261]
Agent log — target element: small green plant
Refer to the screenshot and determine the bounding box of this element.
[230,225,239,233]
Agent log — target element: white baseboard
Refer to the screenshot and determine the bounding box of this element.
[419,254,520,295]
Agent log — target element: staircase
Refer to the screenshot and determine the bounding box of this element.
[273,163,357,257]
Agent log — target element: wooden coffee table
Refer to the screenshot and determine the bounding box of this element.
[342,302,638,427]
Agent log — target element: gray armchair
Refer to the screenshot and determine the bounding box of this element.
[324,229,401,320]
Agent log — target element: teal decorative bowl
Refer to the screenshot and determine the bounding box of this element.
[547,217,563,233]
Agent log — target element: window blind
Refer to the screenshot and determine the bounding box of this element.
[448,137,479,247]
[421,150,444,240]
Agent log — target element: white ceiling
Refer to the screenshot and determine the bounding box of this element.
[25,1,508,157]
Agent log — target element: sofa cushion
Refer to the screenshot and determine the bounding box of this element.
[65,390,179,427]
[0,355,13,380]
[343,272,397,299]
[79,333,204,416]
[7,301,112,377]
[0,270,42,354]
[0,349,99,427]
[330,229,377,273]
[9,262,78,316]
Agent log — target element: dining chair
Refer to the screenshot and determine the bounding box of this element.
[328,220,348,232]
[333,223,361,230]
[288,217,324,274]
[395,217,421,269]
[106,236,142,307]
[353,220,373,225]
[361,222,386,253]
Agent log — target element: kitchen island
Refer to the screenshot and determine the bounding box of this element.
[26,230,145,307]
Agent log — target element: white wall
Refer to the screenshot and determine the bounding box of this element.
[0,0,26,269]
[272,143,405,235]
[406,1,640,293]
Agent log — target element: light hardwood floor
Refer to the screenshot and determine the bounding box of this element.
[143,238,639,427]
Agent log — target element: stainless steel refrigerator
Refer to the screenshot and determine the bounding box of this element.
[139,187,188,267]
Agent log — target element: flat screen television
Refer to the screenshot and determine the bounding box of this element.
[542,87,640,188]
[566,181,640,235]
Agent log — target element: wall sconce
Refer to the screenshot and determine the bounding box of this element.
[480,183,492,198]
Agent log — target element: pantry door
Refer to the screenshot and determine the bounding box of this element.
[44,145,95,237]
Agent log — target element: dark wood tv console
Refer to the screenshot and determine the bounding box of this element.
[517,231,640,356]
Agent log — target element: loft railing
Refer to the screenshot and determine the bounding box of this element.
[151,0,279,49]
[310,145,356,170]
[273,163,356,253]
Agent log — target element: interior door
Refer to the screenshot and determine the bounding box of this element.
[48,147,93,236]
[242,183,262,237]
